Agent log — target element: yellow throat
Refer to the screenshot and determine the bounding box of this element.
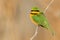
[29,11,40,25]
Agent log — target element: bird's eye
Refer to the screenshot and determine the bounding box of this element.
[31,10,39,12]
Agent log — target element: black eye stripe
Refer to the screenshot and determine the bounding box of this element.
[31,10,39,12]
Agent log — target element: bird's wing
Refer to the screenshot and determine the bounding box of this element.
[39,14,54,35]
[39,14,49,28]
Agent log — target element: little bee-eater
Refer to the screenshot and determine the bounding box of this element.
[29,7,54,35]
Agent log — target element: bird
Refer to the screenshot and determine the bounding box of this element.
[29,7,54,35]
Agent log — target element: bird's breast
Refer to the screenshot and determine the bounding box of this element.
[29,14,38,25]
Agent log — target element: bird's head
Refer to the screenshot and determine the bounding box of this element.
[30,7,40,16]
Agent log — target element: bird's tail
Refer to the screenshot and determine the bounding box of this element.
[48,26,55,36]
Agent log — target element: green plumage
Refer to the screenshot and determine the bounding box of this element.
[32,12,54,35]
[31,7,39,10]
[32,12,49,28]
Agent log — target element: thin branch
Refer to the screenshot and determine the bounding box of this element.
[44,0,54,13]
[30,26,38,40]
